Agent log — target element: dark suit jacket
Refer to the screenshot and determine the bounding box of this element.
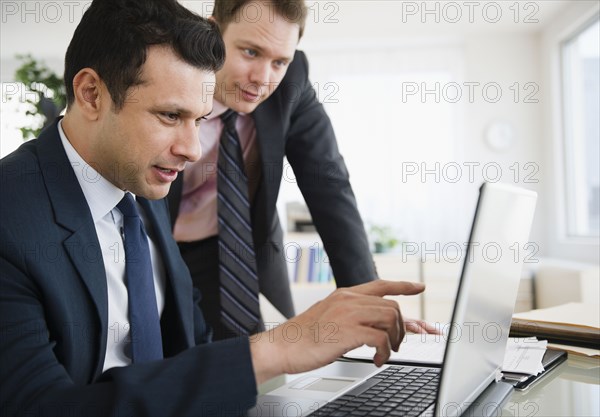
[169,51,377,319]
[0,122,257,416]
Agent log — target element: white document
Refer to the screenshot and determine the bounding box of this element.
[344,335,547,376]
[503,337,547,375]
[344,333,446,365]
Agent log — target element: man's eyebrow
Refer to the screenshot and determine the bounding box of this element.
[164,106,192,115]
[241,41,264,53]
[241,41,294,62]
[154,105,211,118]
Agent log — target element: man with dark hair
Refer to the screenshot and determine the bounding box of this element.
[170,0,396,341]
[1,0,425,414]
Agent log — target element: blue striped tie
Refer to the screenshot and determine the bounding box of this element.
[117,193,163,362]
[217,109,260,336]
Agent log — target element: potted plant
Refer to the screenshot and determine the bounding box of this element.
[11,54,66,139]
[369,224,400,254]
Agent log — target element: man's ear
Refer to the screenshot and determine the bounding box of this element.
[209,15,226,33]
[71,68,106,120]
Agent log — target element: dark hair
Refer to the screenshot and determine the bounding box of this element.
[64,0,225,110]
[212,0,307,39]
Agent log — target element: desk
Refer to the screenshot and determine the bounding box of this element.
[503,356,599,416]
[258,356,599,416]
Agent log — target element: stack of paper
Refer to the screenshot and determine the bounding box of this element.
[511,303,600,350]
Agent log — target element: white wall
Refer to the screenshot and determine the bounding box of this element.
[279,39,470,246]
[290,2,556,258]
[459,33,545,254]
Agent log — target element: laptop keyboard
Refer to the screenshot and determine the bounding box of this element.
[307,366,440,417]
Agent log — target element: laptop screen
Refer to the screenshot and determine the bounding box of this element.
[435,183,537,417]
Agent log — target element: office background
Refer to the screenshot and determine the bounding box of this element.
[1,1,599,316]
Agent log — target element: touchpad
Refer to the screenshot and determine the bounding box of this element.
[264,361,380,401]
[291,377,356,392]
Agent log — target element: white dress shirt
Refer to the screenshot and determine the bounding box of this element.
[58,120,166,372]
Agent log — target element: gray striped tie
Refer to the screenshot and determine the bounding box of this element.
[217,109,260,336]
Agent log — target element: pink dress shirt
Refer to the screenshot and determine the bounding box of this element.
[173,100,260,242]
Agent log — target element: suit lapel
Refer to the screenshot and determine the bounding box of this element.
[36,121,109,375]
[253,97,286,240]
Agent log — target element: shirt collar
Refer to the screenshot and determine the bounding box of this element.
[206,99,229,121]
[58,119,125,223]
[208,100,250,121]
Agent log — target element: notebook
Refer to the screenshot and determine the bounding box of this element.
[250,182,538,417]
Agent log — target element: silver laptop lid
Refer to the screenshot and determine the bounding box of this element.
[435,182,537,417]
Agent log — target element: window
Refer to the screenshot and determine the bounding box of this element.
[561,17,600,238]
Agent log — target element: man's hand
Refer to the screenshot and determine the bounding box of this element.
[249,280,425,385]
[405,317,442,335]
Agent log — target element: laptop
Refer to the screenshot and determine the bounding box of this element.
[250,182,538,417]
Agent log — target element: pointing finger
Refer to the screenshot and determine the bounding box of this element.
[350,280,425,298]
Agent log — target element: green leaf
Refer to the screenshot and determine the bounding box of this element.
[12,54,66,140]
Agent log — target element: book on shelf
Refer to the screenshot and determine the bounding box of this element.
[293,246,308,283]
[307,246,316,283]
[510,302,600,350]
[291,245,334,284]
